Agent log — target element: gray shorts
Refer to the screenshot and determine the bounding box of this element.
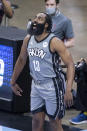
[30,77,65,119]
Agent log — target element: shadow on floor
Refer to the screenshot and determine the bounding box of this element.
[0,110,83,131]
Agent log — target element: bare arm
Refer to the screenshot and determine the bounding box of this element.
[64,38,75,48]
[50,37,75,107]
[1,0,13,18]
[10,35,30,96]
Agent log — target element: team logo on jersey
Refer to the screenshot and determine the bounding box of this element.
[43,42,48,48]
[28,48,46,59]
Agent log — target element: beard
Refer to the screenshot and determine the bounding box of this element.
[28,21,46,36]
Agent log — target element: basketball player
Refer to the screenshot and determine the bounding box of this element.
[10,12,75,131]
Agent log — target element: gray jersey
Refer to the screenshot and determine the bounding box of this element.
[51,11,74,41]
[27,33,60,81]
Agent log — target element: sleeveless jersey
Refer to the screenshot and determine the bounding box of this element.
[27,33,60,81]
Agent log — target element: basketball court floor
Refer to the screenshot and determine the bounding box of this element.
[0,110,86,131]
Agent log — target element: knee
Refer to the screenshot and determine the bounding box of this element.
[32,116,44,130]
[50,119,58,127]
[49,118,63,130]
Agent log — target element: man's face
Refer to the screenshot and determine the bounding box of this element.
[29,13,47,36]
[45,0,56,8]
[33,13,46,28]
[45,0,57,15]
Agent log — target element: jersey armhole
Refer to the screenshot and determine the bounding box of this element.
[49,36,56,54]
[27,35,31,48]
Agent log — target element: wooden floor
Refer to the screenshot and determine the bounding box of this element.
[62,109,87,130]
[0,110,83,131]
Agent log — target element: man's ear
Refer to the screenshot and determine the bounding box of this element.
[45,23,48,29]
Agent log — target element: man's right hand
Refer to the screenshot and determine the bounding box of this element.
[11,83,23,96]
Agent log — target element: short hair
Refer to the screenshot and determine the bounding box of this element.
[44,0,60,4]
[44,13,52,32]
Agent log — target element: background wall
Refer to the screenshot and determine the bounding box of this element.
[3,0,87,62]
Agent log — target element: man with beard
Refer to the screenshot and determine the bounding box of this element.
[0,0,13,25]
[10,12,75,131]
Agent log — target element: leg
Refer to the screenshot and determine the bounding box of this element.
[49,117,63,131]
[32,112,45,131]
[44,78,65,131]
[31,80,45,131]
